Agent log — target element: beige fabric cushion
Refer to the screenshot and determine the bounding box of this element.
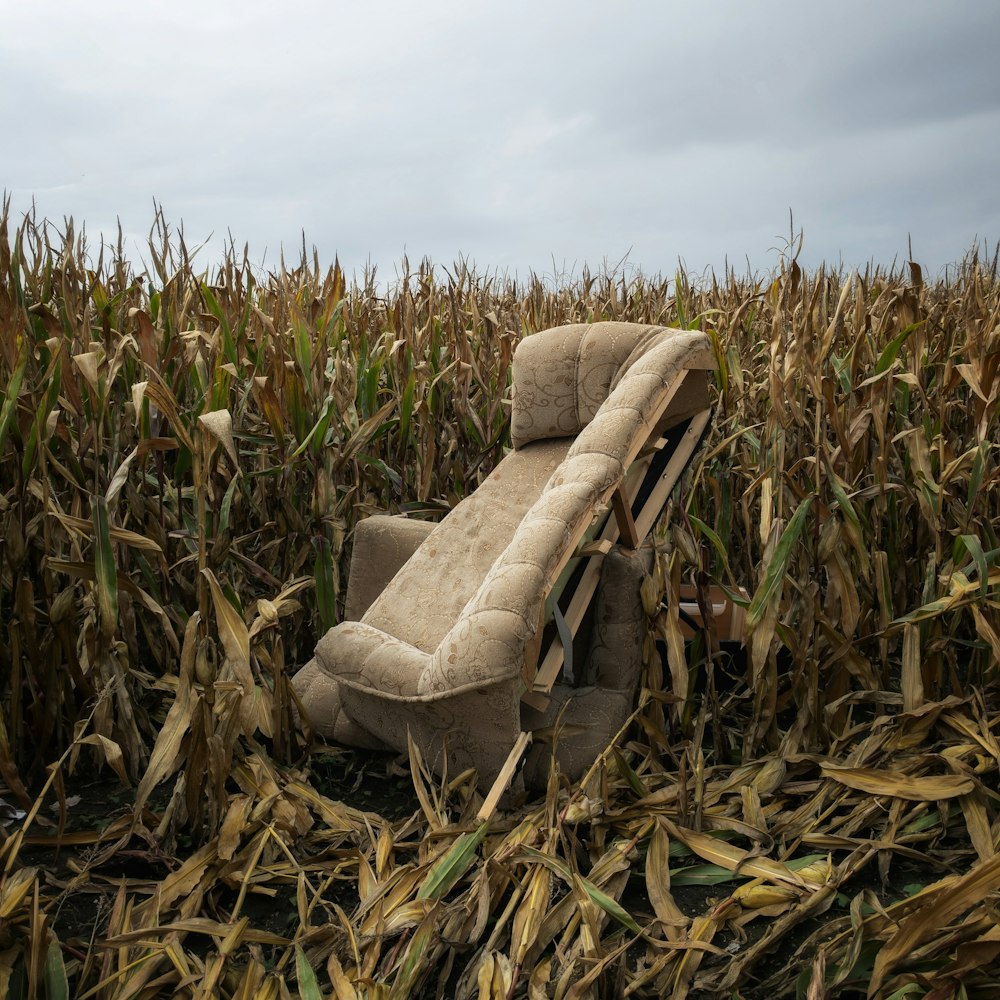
[362,438,572,654]
[338,680,522,793]
[521,546,651,788]
[511,323,665,447]
[290,658,386,749]
[344,515,436,622]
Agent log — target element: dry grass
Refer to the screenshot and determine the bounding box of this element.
[1,200,999,997]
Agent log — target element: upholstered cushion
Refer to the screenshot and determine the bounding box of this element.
[360,438,572,654]
[344,515,436,622]
[520,546,651,786]
[511,323,665,447]
[510,322,712,449]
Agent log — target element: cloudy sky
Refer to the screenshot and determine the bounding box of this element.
[3,0,998,282]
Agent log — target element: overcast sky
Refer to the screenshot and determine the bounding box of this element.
[3,0,999,283]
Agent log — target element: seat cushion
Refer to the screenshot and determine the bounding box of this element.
[361,437,573,653]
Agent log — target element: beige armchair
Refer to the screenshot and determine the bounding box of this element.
[293,322,715,800]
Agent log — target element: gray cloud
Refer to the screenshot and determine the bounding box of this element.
[2,0,997,281]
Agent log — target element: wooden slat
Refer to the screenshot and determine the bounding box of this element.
[577,538,613,559]
[632,407,712,542]
[522,370,713,701]
[638,436,668,458]
[611,484,640,549]
[477,731,532,821]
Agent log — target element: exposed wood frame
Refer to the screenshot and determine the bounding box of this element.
[611,483,640,550]
[477,731,532,821]
[632,407,712,541]
[522,365,713,705]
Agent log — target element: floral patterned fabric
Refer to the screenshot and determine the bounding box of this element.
[295,322,713,792]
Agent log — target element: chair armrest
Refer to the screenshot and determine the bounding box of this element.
[318,614,525,703]
[316,620,430,698]
[344,515,436,621]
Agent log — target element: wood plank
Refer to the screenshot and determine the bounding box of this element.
[577,538,613,559]
[638,436,668,459]
[611,484,640,549]
[632,407,712,542]
[477,731,532,821]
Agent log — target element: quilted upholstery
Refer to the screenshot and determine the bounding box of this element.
[293,322,714,793]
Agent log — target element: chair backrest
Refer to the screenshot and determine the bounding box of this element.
[511,321,712,453]
[511,323,666,447]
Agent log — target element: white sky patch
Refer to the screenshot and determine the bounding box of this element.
[499,111,591,161]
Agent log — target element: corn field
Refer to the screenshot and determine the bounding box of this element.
[1,199,999,998]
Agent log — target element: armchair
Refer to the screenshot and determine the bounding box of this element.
[293,322,715,800]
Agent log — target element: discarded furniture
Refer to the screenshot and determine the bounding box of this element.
[293,322,715,804]
[676,584,747,641]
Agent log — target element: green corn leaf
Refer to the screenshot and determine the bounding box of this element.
[967,443,988,511]
[22,358,61,479]
[218,474,240,535]
[294,324,313,386]
[308,396,337,459]
[289,396,335,460]
[892,594,959,626]
[417,822,488,900]
[824,461,870,574]
[294,946,323,1000]
[956,545,1000,582]
[360,356,382,418]
[313,536,337,635]
[44,937,69,1000]
[689,515,735,583]
[574,874,642,935]
[958,534,990,597]
[746,497,812,629]
[670,863,738,886]
[358,454,402,495]
[200,282,238,367]
[874,321,924,377]
[612,749,648,798]
[336,399,397,469]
